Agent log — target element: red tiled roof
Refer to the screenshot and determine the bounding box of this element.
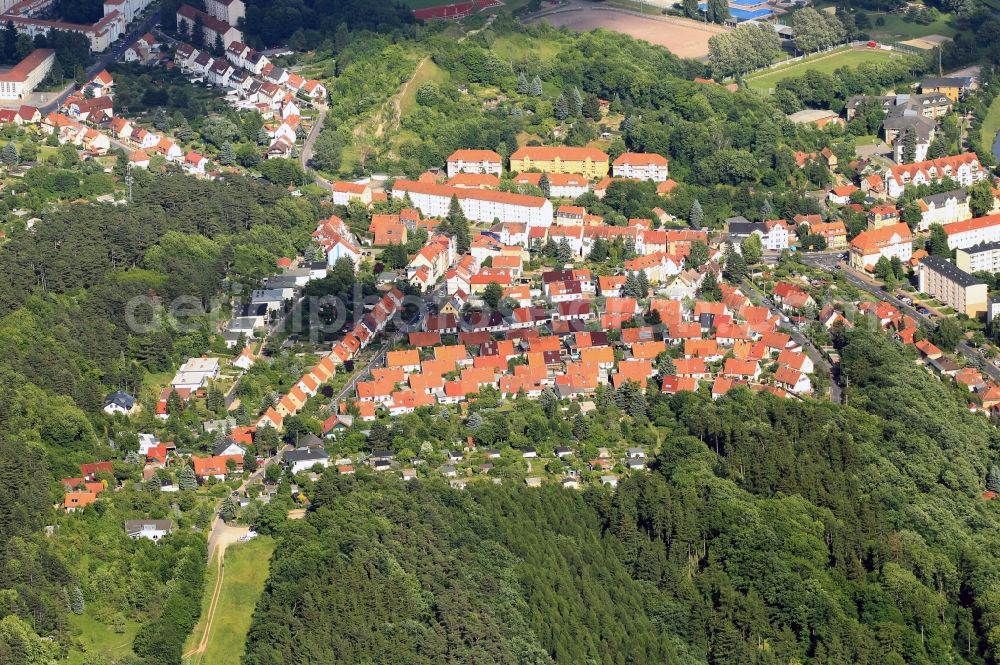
[393,180,548,208]
[447,149,502,163]
[612,152,668,166]
[0,49,54,83]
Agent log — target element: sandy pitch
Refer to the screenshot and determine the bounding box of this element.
[537,8,727,60]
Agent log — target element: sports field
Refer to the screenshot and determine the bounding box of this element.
[746,47,903,92]
[534,7,727,59]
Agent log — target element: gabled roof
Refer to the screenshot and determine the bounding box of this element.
[612,152,668,166]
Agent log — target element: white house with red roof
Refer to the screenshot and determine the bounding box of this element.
[88,69,114,97]
[183,151,208,175]
[392,179,553,227]
[611,152,669,182]
[129,150,150,168]
[849,223,913,270]
[446,149,502,177]
[943,214,1000,250]
[883,152,985,199]
[331,181,372,207]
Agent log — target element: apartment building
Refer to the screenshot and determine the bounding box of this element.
[918,255,987,317]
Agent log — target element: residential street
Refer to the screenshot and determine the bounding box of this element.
[300,105,332,191]
[800,254,1000,384]
[34,10,163,115]
[740,277,842,403]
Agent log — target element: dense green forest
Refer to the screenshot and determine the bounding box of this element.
[0,166,326,662]
[240,0,416,49]
[244,328,1000,664]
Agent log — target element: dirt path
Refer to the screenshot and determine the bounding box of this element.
[389,56,431,134]
[183,521,249,662]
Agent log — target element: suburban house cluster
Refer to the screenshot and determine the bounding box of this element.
[337,278,818,422]
[0,0,155,52]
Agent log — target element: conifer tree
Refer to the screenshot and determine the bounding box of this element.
[988,465,1000,493]
[555,94,569,120]
[761,198,774,220]
[690,199,704,230]
[153,107,168,131]
[530,76,543,96]
[539,172,550,198]
[571,87,583,116]
[71,587,85,615]
[179,465,197,490]
[636,270,650,298]
[517,72,529,94]
[218,142,237,166]
[1,141,17,165]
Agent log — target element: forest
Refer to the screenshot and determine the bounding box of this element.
[244,327,1000,664]
[239,0,417,50]
[0,167,326,663]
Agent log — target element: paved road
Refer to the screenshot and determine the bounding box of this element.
[300,105,332,191]
[801,254,1000,384]
[37,9,162,115]
[328,283,447,408]
[740,277,842,403]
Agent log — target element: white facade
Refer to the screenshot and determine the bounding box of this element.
[893,137,931,164]
[944,216,1000,250]
[611,154,669,182]
[761,224,790,251]
[919,192,971,231]
[446,150,502,177]
[957,244,1000,274]
[0,49,53,100]
[392,180,552,227]
[884,153,985,199]
[206,0,244,26]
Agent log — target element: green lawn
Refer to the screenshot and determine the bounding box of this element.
[979,93,1000,154]
[65,610,141,664]
[746,47,904,92]
[866,10,957,40]
[492,32,565,62]
[187,536,275,665]
[399,59,449,117]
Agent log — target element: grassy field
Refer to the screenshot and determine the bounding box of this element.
[746,47,903,92]
[492,32,565,61]
[866,10,956,40]
[185,536,275,665]
[65,611,141,664]
[399,59,449,116]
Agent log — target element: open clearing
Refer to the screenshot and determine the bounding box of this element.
[185,536,275,665]
[65,611,140,664]
[746,47,904,92]
[534,7,726,59]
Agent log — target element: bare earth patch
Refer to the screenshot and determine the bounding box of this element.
[535,8,727,60]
